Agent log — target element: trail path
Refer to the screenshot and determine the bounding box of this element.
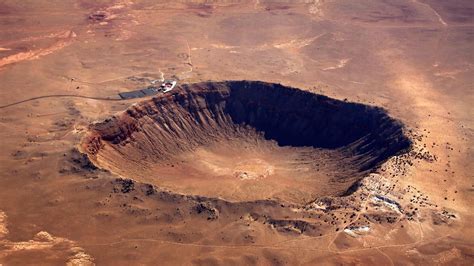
[412,0,447,27]
[0,94,123,109]
[180,39,193,78]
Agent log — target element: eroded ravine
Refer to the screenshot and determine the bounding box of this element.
[81,81,411,204]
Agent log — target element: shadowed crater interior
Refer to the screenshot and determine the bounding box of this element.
[82,81,411,204]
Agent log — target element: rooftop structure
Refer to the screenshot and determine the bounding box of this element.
[118,80,177,99]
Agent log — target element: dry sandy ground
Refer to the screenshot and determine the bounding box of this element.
[0,0,473,265]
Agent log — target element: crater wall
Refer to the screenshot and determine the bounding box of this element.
[81,81,411,201]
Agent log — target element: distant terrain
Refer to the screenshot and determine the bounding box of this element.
[0,0,473,265]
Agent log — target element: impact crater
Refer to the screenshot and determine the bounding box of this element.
[82,81,410,204]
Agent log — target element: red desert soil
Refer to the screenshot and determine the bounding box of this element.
[0,0,473,265]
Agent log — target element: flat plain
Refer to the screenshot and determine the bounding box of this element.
[0,0,473,265]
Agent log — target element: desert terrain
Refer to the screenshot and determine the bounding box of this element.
[0,0,473,265]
